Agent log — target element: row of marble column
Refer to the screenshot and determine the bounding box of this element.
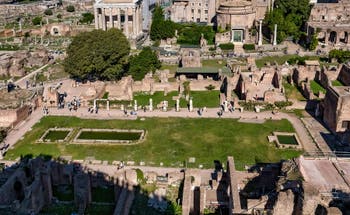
[94,6,142,38]
[258,20,277,46]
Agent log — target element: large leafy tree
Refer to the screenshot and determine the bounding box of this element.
[150,6,176,40]
[64,29,130,80]
[128,47,161,81]
[264,0,311,43]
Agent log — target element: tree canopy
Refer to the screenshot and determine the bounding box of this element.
[150,6,176,41]
[264,0,311,43]
[177,24,215,45]
[64,29,130,80]
[80,12,94,24]
[329,50,350,63]
[128,47,161,81]
[32,16,42,25]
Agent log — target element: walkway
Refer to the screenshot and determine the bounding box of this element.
[15,64,49,89]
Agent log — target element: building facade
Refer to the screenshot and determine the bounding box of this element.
[169,0,217,24]
[216,0,273,44]
[307,0,350,47]
[94,0,144,40]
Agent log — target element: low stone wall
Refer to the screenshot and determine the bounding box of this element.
[37,128,74,143]
[269,132,302,149]
[72,128,145,145]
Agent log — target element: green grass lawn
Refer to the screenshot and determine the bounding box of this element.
[332,80,344,86]
[283,79,306,101]
[91,186,115,202]
[133,90,220,109]
[52,185,74,201]
[255,55,298,68]
[78,131,142,140]
[5,116,302,170]
[44,130,69,141]
[310,80,326,95]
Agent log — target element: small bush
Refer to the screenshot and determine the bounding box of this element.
[66,5,75,12]
[205,84,215,91]
[32,16,42,25]
[274,101,293,109]
[243,44,255,50]
[44,9,53,16]
[219,43,234,50]
[57,13,62,19]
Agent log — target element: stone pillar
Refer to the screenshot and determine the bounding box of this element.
[19,20,22,31]
[134,100,137,111]
[125,8,129,37]
[94,8,99,29]
[109,8,113,29]
[135,6,139,35]
[336,31,340,45]
[273,24,277,46]
[118,8,121,30]
[149,98,153,111]
[102,8,106,30]
[132,7,136,37]
[189,98,193,112]
[107,100,110,110]
[162,101,168,112]
[224,101,228,112]
[93,99,97,109]
[258,20,263,46]
[176,99,180,112]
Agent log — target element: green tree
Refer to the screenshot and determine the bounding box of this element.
[177,24,215,45]
[128,47,161,80]
[64,29,130,80]
[57,13,62,19]
[150,6,176,40]
[66,5,75,12]
[329,49,350,63]
[32,16,42,25]
[308,34,318,51]
[80,12,94,24]
[44,9,53,16]
[264,0,311,43]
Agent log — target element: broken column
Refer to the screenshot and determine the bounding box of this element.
[224,101,228,112]
[258,20,263,46]
[149,98,153,111]
[176,99,180,112]
[273,24,277,46]
[189,98,193,112]
[134,100,138,111]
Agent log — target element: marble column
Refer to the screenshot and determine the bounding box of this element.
[118,8,121,30]
[258,20,262,46]
[273,24,277,46]
[125,8,129,37]
[135,6,139,35]
[94,8,99,29]
[102,8,106,30]
[109,8,113,29]
[133,7,137,36]
[336,31,340,44]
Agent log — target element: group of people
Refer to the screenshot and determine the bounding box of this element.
[88,106,99,114]
[67,97,81,111]
[42,106,49,115]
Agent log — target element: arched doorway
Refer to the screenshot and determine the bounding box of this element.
[329,31,337,43]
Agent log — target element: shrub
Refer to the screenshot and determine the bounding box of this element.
[219,43,234,50]
[57,13,62,19]
[32,16,42,25]
[243,44,255,50]
[205,84,215,91]
[274,101,293,109]
[44,9,53,16]
[66,5,75,12]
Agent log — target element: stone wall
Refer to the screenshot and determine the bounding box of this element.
[338,64,350,85]
[0,105,31,128]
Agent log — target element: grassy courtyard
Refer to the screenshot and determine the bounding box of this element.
[134,90,220,109]
[44,130,69,141]
[5,116,302,169]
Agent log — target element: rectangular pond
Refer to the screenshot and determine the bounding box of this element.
[277,135,298,145]
[73,129,145,144]
[78,131,142,141]
[43,130,70,141]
